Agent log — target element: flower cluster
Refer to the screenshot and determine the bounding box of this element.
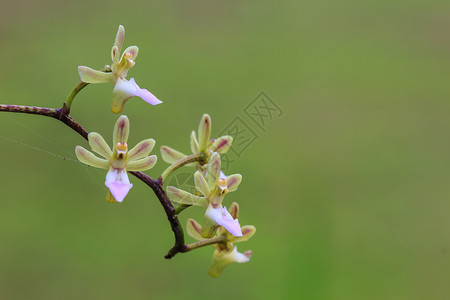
[167,152,243,237]
[161,114,232,170]
[186,202,255,277]
[163,114,255,275]
[71,25,255,277]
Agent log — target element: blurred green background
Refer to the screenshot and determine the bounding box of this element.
[1,0,450,299]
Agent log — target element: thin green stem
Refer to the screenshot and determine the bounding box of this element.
[174,204,192,215]
[64,66,111,112]
[159,152,206,184]
[65,81,89,112]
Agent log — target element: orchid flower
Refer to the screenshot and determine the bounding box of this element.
[186,202,256,277]
[75,115,157,203]
[78,25,162,113]
[160,114,232,170]
[167,152,242,237]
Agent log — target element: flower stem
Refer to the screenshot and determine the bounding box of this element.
[159,152,207,184]
[174,204,192,215]
[184,236,227,252]
[64,66,111,113]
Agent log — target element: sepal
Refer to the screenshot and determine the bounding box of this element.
[88,132,112,158]
[128,139,156,161]
[186,218,203,241]
[206,152,221,190]
[160,146,186,164]
[229,225,256,243]
[113,115,130,145]
[75,146,109,169]
[190,131,199,154]
[211,135,233,154]
[127,155,157,171]
[225,174,242,192]
[167,186,208,207]
[198,114,211,151]
[194,171,210,196]
[78,66,113,84]
[113,25,125,51]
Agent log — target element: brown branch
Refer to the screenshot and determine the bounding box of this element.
[0,103,191,259]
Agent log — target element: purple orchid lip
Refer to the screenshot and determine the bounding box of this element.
[105,169,133,203]
[105,180,133,203]
[205,204,243,237]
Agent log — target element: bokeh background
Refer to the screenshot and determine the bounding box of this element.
[1,0,450,299]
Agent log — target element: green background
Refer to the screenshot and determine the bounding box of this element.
[1,0,450,299]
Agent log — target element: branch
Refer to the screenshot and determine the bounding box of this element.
[0,103,188,259]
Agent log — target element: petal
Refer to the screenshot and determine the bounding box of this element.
[105,170,133,203]
[194,170,210,196]
[190,131,199,154]
[111,78,162,113]
[218,206,243,237]
[230,225,256,244]
[160,146,186,164]
[202,204,242,238]
[127,155,157,171]
[130,78,162,105]
[207,152,221,190]
[114,25,125,52]
[167,186,208,207]
[226,174,242,192]
[128,139,155,161]
[111,45,120,69]
[88,132,112,158]
[113,115,130,145]
[121,46,139,62]
[78,66,114,84]
[228,202,239,219]
[75,146,109,169]
[208,247,252,278]
[198,114,211,152]
[186,218,203,241]
[211,135,233,154]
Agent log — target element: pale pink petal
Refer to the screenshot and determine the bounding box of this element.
[205,204,243,237]
[130,78,162,105]
[111,78,162,114]
[104,170,133,203]
[218,207,243,237]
